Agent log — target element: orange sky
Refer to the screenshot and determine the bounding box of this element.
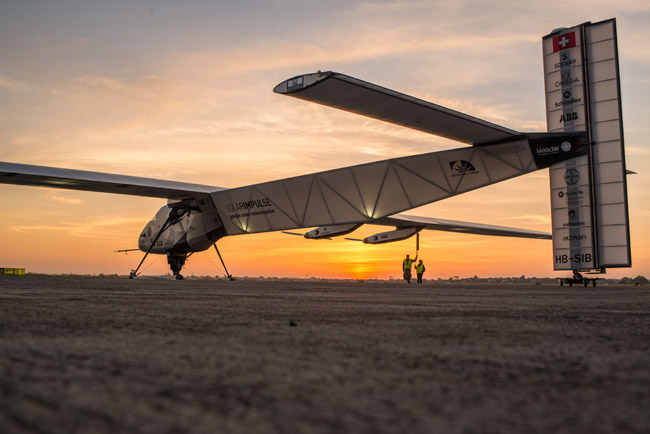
[1,1,649,279]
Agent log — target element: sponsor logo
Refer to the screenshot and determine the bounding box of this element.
[448,160,479,177]
[555,98,582,108]
[554,71,580,88]
[563,234,587,241]
[536,146,560,155]
[564,168,579,184]
[558,189,585,199]
[563,209,585,227]
[554,52,577,69]
[554,91,582,108]
[535,141,572,157]
[552,32,577,52]
[559,112,579,123]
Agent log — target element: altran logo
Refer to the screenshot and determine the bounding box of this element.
[561,141,572,152]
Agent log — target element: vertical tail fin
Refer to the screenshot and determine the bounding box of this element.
[543,18,631,272]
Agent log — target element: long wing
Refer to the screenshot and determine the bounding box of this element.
[209,135,588,236]
[375,213,551,239]
[0,161,223,200]
[273,71,520,145]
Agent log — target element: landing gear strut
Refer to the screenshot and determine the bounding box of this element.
[213,243,234,280]
[167,252,188,280]
[129,212,174,279]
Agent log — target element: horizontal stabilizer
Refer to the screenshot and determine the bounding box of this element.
[274,71,521,145]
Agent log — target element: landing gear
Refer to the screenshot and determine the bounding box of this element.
[129,210,189,280]
[167,252,188,280]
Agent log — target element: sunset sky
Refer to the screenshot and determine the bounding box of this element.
[1,0,649,279]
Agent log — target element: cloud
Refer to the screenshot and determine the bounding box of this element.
[497,214,551,226]
[11,216,145,239]
[45,191,82,205]
[0,74,29,92]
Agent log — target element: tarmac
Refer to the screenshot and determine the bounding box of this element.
[1,276,649,434]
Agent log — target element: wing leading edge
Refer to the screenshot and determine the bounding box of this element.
[273,71,521,145]
[0,161,223,200]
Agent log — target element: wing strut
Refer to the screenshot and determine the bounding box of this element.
[213,243,234,281]
[129,213,174,279]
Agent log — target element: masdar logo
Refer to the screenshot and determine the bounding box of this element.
[449,160,478,177]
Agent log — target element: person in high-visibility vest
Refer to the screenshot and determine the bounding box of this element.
[402,254,417,284]
[415,260,426,284]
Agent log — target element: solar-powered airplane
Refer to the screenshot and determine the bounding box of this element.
[0,72,587,279]
[0,19,631,279]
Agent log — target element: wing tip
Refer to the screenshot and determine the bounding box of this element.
[273,70,333,95]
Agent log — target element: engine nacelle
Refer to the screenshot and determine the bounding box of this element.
[304,223,362,239]
[363,227,421,244]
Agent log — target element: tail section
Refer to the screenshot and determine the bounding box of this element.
[543,18,631,272]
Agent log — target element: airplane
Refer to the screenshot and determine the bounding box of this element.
[0,71,589,279]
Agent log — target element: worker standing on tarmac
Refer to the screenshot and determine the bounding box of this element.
[402,254,417,284]
[415,260,425,284]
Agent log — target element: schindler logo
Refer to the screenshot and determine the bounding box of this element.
[449,160,478,177]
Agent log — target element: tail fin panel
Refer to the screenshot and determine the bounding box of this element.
[543,18,631,271]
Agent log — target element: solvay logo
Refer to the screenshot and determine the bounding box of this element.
[561,141,572,152]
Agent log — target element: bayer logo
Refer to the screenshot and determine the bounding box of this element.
[564,169,579,185]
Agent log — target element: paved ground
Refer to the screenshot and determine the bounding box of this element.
[0,276,649,434]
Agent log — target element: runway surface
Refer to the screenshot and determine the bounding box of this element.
[1,276,649,434]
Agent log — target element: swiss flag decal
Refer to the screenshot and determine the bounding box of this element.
[552,32,577,52]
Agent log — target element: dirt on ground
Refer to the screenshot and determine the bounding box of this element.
[0,276,649,434]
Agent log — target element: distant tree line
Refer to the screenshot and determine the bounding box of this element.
[436,275,648,285]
